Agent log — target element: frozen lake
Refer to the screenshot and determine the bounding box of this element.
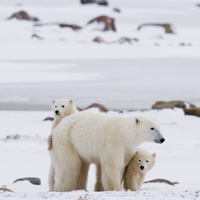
[1,58,200,110]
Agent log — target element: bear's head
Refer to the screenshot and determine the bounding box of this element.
[134,115,165,144]
[133,150,156,173]
[52,99,77,119]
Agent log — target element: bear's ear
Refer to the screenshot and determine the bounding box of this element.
[135,151,139,155]
[136,118,140,125]
[52,100,55,105]
[69,99,74,104]
[152,153,156,158]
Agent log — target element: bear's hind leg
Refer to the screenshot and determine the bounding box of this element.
[54,146,82,192]
[95,164,104,191]
[75,161,90,190]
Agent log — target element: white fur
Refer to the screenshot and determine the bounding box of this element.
[51,112,165,192]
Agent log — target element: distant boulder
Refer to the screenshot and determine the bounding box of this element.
[31,34,43,40]
[113,8,121,13]
[93,36,106,43]
[7,11,39,21]
[117,37,138,44]
[59,24,82,30]
[152,101,196,109]
[34,23,81,31]
[80,0,108,6]
[87,15,116,32]
[43,117,54,121]
[84,103,109,112]
[0,187,14,193]
[184,108,200,117]
[137,23,174,34]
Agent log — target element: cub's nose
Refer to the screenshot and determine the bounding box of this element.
[160,138,165,143]
[55,110,59,115]
[140,166,144,170]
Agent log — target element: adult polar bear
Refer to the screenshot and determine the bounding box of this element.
[51,112,165,192]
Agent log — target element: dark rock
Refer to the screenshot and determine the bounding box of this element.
[113,8,121,13]
[84,103,109,112]
[87,15,116,32]
[32,34,43,40]
[80,0,108,6]
[34,23,81,31]
[6,135,13,140]
[7,11,39,21]
[152,101,196,110]
[77,107,83,111]
[184,108,200,117]
[0,187,14,193]
[59,24,82,30]
[81,0,95,4]
[137,23,175,34]
[13,177,41,185]
[43,117,54,121]
[13,134,20,139]
[97,0,108,6]
[93,36,105,43]
[118,37,138,44]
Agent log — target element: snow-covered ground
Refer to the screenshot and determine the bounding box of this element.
[0,108,200,199]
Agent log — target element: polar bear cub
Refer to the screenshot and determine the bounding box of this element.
[123,148,156,191]
[48,99,77,191]
[47,99,77,150]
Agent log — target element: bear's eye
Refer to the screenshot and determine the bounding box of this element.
[62,105,65,108]
[151,127,154,130]
[146,160,149,163]
[55,105,57,108]
[139,159,141,162]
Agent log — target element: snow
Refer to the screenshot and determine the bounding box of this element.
[0,108,200,199]
[0,0,200,199]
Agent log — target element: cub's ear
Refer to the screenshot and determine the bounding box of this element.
[136,118,140,125]
[52,100,55,105]
[135,151,139,155]
[152,153,156,158]
[69,99,74,104]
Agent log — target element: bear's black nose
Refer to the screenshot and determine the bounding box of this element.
[55,110,59,115]
[140,166,144,170]
[160,138,165,143]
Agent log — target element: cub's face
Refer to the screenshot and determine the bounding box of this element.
[52,99,74,119]
[134,152,156,173]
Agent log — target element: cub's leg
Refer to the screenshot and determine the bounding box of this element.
[48,163,55,191]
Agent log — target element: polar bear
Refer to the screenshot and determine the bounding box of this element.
[123,148,156,191]
[51,112,165,192]
[48,99,77,191]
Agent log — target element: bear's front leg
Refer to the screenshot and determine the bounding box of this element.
[101,164,123,191]
[101,150,124,191]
